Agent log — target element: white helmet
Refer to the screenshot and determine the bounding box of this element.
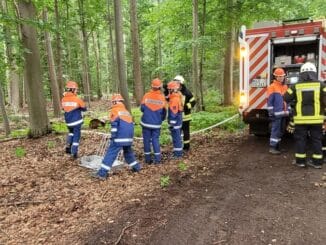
[174,75,185,84]
[300,62,317,73]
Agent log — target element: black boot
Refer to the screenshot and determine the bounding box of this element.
[65,146,71,154]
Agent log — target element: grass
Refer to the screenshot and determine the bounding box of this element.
[160,175,170,188]
[14,146,26,158]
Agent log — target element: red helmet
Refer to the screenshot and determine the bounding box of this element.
[167,81,180,91]
[66,81,78,89]
[111,93,124,102]
[151,78,162,88]
[273,68,286,77]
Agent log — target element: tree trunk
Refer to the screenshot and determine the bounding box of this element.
[107,0,118,94]
[78,0,91,106]
[223,0,235,106]
[92,32,102,99]
[157,0,162,77]
[198,0,206,111]
[1,0,21,113]
[192,0,201,111]
[0,83,10,136]
[130,0,143,105]
[114,0,131,111]
[54,0,64,96]
[43,8,61,118]
[18,0,50,137]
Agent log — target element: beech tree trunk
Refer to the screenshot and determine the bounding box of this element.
[114,0,131,111]
[0,83,10,136]
[43,8,61,117]
[192,0,201,111]
[130,0,144,105]
[18,0,50,137]
[54,0,64,95]
[1,0,21,113]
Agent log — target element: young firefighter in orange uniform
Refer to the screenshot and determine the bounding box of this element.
[167,81,183,158]
[93,94,141,180]
[267,68,289,154]
[140,78,167,164]
[61,81,87,159]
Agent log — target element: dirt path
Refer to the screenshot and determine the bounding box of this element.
[84,135,326,245]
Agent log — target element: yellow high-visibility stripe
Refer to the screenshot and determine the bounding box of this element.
[312,154,323,159]
[294,82,323,124]
[295,153,306,158]
[287,88,293,94]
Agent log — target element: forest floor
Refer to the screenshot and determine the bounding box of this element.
[0,104,326,244]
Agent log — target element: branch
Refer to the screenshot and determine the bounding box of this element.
[114,220,138,245]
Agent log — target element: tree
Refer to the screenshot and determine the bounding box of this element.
[1,0,21,113]
[114,0,131,111]
[43,8,61,117]
[130,0,144,105]
[78,0,92,105]
[192,0,200,111]
[0,83,10,136]
[18,0,50,137]
[223,0,235,106]
[54,0,64,95]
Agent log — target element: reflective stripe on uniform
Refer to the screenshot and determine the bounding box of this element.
[140,121,161,129]
[69,133,74,136]
[114,138,133,143]
[312,154,323,159]
[129,161,138,167]
[67,119,83,127]
[295,153,306,158]
[270,138,280,143]
[100,164,111,171]
[111,128,118,132]
[72,142,79,146]
[173,147,183,151]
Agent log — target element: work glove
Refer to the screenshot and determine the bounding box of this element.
[286,121,295,134]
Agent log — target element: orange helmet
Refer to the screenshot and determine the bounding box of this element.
[66,81,78,89]
[151,78,162,88]
[167,81,180,91]
[273,68,286,77]
[111,93,124,102]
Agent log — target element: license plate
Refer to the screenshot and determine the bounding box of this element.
[251,79,267,88]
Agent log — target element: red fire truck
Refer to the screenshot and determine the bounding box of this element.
[238,18,326,135]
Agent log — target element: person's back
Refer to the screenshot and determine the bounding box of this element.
[140,89,166,128]
[61,80,86,159]
[284,62,326,168]
[110,101,134,146]
[140,79,166,164]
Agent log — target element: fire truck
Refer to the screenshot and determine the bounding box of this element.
[238,18,326,135]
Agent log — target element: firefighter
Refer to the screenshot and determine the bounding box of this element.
[167,81,183,158]
[173,75,196,151]
[93,94,141,180]
[284,62,326,168]
[61,81,87,159]
[140,78,167,164]
[267,68,289,154]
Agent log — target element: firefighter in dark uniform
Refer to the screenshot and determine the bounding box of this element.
[173,75,196,151]
[284,62,326,168]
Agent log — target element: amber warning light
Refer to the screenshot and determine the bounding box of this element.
[240,46,247,57]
